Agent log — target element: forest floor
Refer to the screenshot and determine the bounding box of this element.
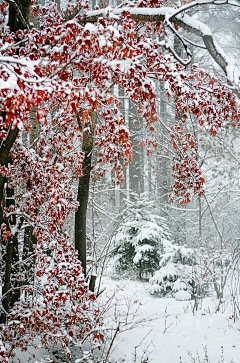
[11,277,240,363]
[99,277,240,363]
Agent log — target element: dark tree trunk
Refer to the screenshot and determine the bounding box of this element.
[0,128,19,201]
[8,0,31,32]
[75,154,92,275]
[0,187,20,324]
[0,238,14,324]
[75,112,96,275]
[0,161,19,323]
[8,236,20,311]
[0,2,30,322]
[6,187,20,310]
[21,226,36,289]
[0,90,19,326]
[89,274,97,292]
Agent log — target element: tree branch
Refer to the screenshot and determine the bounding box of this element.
[4,0,29,30]
[0,127,19,165]
[79,1,240,91]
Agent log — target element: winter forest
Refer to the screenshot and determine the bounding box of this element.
[1,0,240,362]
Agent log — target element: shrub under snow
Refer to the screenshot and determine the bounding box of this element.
[108,196,172,280]
[149,245,196,300]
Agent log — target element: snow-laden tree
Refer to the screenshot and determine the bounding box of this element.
[149,244,198,300]
[109,194,172,280]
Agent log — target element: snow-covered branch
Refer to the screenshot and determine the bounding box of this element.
[79,0,240,91]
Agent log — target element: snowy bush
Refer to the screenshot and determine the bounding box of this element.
[108,196,172,281]
[149,245,197,300]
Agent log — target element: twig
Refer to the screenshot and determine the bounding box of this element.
[105,323,120,362]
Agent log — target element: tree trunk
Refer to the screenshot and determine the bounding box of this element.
[8,0,31,32]
[75,112,96,275]
[29,105,40,147]
[0,2,30,322]
[21,226,36,292]
[129,101,143,196]
[0,155,18,323]
[0,238,14,324]
[89,274,97,292]
[0,128,19,200]
[0,184,21,323]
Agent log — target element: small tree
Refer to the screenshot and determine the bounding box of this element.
[109,195,172,280]
[149,244,199,300]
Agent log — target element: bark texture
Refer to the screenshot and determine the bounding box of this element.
[75,112,96,275]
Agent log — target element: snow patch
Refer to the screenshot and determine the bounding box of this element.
[174,290,191,301]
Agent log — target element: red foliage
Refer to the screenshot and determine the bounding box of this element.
[1,230,101,358]
[0,0,240,359]
[168,122,205,204]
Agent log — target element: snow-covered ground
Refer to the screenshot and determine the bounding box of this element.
[11,277,240,363]
[99,277,240,363]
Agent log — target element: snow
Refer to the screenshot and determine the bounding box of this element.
[133,245,154,264]
[174,290,191,301]
[0,55,50,90]
[107,59,133,73]
[84,23,97,34]
[9,276,240,362]
[182,14,212,36]
[86,7,212,36]
[226,63,240,86]
[107,25,120,39]
[150,263,177,284]
[0,72,19,90]
[100,277,240,363]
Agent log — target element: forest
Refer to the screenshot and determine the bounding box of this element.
[0,0,240,362]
